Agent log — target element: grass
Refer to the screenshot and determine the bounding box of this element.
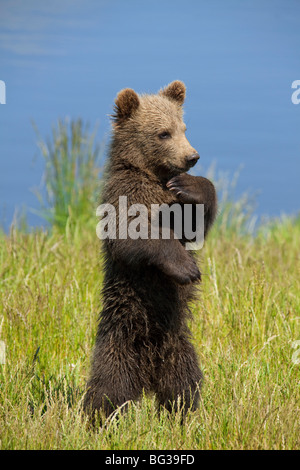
[32,118,104,232]
[0,216,299,449]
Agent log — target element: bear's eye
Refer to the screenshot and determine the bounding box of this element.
[158,131,171,139]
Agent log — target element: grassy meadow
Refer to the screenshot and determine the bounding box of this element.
[0,120,299,449]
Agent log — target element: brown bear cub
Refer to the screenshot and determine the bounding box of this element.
[84,81,217,419]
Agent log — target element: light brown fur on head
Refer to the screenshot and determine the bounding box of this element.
[113,88,140,123]
[111,81,198,180]
[160,80,186,106]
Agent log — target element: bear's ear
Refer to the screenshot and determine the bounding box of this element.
[112,88,140,123]
[160,80,186,106]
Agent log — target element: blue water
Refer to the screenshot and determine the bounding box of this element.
[1,0,300,231]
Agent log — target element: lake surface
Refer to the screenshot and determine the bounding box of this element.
[1,0,300,231]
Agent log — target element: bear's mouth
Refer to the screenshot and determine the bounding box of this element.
[166,162,190,176]
[155,162,190,183]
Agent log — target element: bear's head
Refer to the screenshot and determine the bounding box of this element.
[111,81,199,180]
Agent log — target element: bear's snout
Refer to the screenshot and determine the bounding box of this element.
[186,153,200,169]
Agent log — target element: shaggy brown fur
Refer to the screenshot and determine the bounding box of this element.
[84,80,217,419]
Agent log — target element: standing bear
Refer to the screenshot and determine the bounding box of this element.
[84,80,217,419]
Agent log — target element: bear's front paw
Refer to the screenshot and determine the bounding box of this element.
[161,256,201,285]
[178,258,201,285]
[166,173,201,204]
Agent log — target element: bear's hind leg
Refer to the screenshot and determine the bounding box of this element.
[83,337,150,420]
[154,336,203,417]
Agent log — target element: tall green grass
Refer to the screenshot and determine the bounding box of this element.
[0,216,299,449]
[32,118,104,232]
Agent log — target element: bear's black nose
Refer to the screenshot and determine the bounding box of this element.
[186,153,200,168]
